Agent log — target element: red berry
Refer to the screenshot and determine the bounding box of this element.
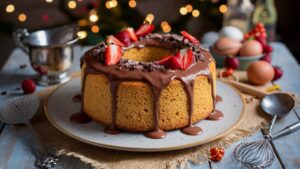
[224,57,239,69]
[180,31,200,45]
[135,24,155,37]
[256,22,264,28]
[21,79,36,94]
[255,36,267,47]
[105,44,123,65]
[222,68,234,77]
[244,33,250,40]
[116,30,131,46]
[210,147,219,156]
[106,35,125,47]
[125,27,138,42]
[273,66,283,81]
[260,54,272,63]
[263,45,273,54]
[219,148,225,155]
[161,49,194,70]
[261,32,267,39]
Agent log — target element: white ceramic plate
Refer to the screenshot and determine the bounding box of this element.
[44,78,245,152]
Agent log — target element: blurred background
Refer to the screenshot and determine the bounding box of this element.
[0,0,299,68]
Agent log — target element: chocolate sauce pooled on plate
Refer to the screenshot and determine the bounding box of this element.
[70,112,92,124]
[80,33,217,138]
[216,95,223,104]
[206,110,224,121]
[72,94,82,103]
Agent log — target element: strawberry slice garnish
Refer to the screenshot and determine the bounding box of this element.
[180,31,200,45]
[105,44,123,65]
[106,35,125,47]
[175,48,194,70]
[125,27,138,42]
[135,24,155,37]
[158,49,194,70]
[116,30,131,47]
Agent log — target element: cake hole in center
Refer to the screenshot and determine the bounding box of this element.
[122,46,173,62]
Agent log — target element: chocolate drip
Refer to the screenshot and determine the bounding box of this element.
[216,95,223,104]
[70,112,92,124]
[104,81,121,134]
[80,34,216,138]
[206,110,224,120]
[73,94,82,103]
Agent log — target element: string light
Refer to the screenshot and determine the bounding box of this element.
[45,0,53,3]
[78,19,88,26]
[145,13,154,23]
[68,0,77,9]
[161,21,171,33]
[18,13,27,22]
[77,31,87,39]
[91,25,100,33]
[185,4,193,13]
[128,0,136,8]
[179,7,188,15]
[106,0,118,9]
[219,4,228,13]
[192,9,200,17]
[6,4,15,13]
[211,0,218,3]
[89,14,99,22]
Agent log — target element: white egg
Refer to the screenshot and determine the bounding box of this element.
[219,26,244,41]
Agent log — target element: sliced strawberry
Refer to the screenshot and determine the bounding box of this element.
[158,55,173,65]
[106,35,125,47]
[180,31,200,45]
[125,27,138,42]
[167,57,182,70]
[175,48,194,70]
[135,24,155,37]
[116,31,131,46]
[105,44,123,65]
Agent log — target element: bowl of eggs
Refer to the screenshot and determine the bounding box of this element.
[210,25,273,70]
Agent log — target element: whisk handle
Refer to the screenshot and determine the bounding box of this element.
[271,121,300,140]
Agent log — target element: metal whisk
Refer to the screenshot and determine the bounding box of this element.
[234,121,300,168]
[233,93,297,168]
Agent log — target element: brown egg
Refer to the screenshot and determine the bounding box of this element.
[213,37,242,56]
[247,61,275,85]
[240,40,263,57]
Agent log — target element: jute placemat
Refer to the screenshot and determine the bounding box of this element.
[31,71,270,169]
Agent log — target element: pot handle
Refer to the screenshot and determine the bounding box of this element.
[13,28,30,54]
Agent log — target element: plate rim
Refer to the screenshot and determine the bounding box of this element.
[44,77,246,152]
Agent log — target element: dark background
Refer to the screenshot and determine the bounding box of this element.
[0,0,299,69]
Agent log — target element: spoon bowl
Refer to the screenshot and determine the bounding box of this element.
[260,93,295,118]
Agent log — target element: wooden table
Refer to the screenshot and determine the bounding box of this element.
[0,43,300,169]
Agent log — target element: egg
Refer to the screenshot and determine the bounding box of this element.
[240,40,263,57]
[219,26,244,41]
[247,61,275,85]
[213,37,242,56]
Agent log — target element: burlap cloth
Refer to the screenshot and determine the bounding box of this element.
[31,71,271,169]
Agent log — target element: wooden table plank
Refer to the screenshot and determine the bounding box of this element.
[267,42,300,169]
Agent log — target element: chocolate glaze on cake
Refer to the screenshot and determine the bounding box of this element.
[80,33,217,139]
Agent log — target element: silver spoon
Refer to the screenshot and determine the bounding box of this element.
[260,93,295,133]
[0,95,58,168]
[234,93,296,168]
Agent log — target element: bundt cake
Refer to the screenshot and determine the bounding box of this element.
[80,24,216,139]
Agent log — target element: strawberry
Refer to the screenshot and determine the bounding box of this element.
[106,35,125,47]
[273,66,283,81]
[135,24,155,37]
[116,31,131,46]
[105,44,123,65]
[224,56,239,70]
[158,49,193,70]
[125,27,138,42]
[180,31,200,45]
[158,55,173,65]
[175,48,194,70]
